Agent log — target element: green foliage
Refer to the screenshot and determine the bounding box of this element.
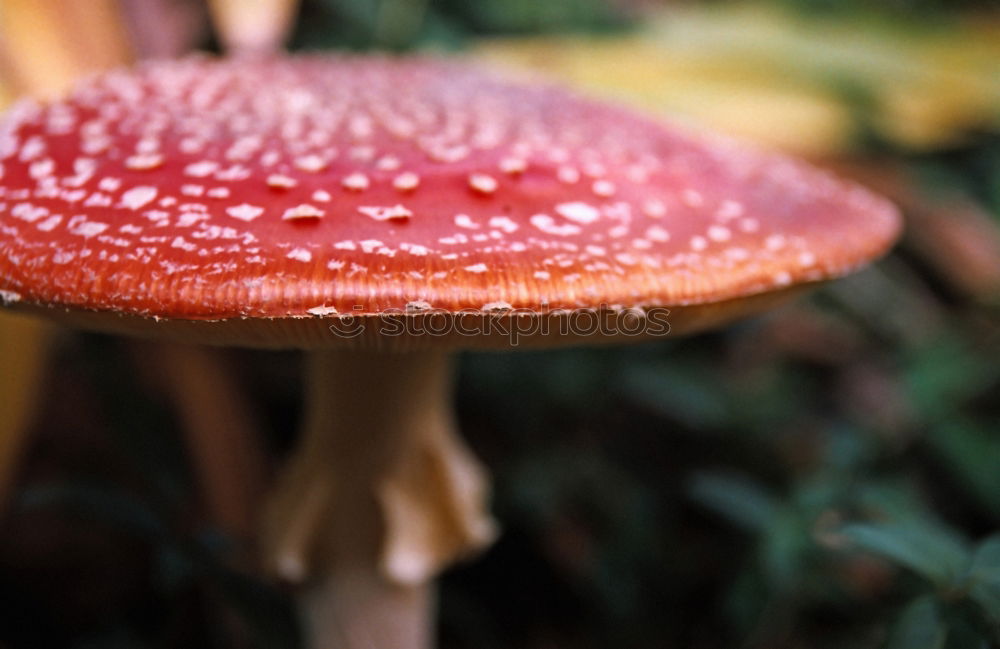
[838,523,970,587]
[688,473,779,533]
[925,421,1000,519]
[886,596,946,649]
[14,480,301,649]
[774,0,997,19]
[841,524,1000,648]
[291,0,635,52]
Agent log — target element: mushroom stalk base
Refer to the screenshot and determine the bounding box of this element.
[262,349,496,649]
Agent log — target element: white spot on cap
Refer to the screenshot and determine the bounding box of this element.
[125,153,164,170]
[29,159,54,179]
[359,239,384,253]
[283,204,325,220]
[646,225,670,242]
[376,155,401,171]
[184,161,218,177]
[19,136,45,161]
[267,174,297,189]
[726,247,750,261]
[120,186,157,210]
[287,248,313,262]
[98,177,121,192]
[643,200,667,218]
[71,221,109,237]
[177,211,208,227]
[690,236,708,251]
[592,180,615,197]
[534,270,550,280]
[358,205,412,221]
[406,300,433,312]
[488,216,518,233]
[294,154,327,172]
[556,201,600,224]
[482,301,512,312]
[557,166,580,184]
[349,115,373,139]
[427,143,469,163]
[469,173,498,194]
[765,234,786,251]
[65,157,95,186]
[171,236,197,251]
[37,215,63,231]
[465,263,488,273]
[454,214,479,229]
[227,204,264,222]
[84,192,112,207]
[393,172,420,191]
[312,190,331,202]
[499,157,527,174]
[217,165,251,181]
[531,214,581,237]
[707,225,731,242]
[11,203,48,222]
[0,289,21,305]
[716,200,744,220]
[307,305,338,316]
[342,173,369,191]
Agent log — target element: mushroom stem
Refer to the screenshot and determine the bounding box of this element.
[262,349,497,649]
[0,314,52,514]
[0,0,132,99]
[141,342,268,547]
[207,0,300,56]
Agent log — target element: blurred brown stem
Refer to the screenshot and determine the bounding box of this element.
[137,343,269,546]
[118,0,210,59]
[0,314,52,513]
[0,0,132,98]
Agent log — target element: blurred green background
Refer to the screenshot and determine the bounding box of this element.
[1,1,999,648]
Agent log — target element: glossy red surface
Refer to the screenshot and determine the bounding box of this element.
[0,56,900,319]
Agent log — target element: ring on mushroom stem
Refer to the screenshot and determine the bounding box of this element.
[0,55,900,649]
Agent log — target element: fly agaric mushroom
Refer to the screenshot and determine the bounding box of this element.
[0,56,900,649]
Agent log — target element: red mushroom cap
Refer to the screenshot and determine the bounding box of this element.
[0,56,899,345]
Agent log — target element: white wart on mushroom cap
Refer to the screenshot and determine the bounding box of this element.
[0,56,900,319]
